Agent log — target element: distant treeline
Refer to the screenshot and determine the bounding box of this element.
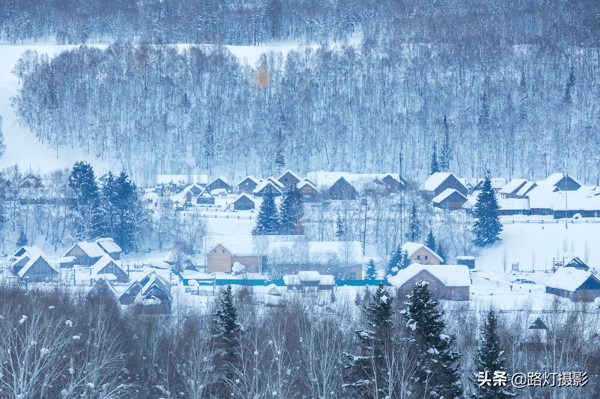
[12,40,600,186]
[1,0,600,46]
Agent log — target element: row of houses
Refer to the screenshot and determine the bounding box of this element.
[419,172,600,217]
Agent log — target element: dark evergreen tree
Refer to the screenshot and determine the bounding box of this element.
[213,285,240,380]
[68,161,102,240]
[279,184,304,235]
[330,290,337,304]
[335,213,345,241]
[471,309,516,399]
[252,189,280,235]
[426,229,436,252]
[407,202,420,242]
[387,246,403,276]
[473,177,503,247]
[344,283,394,398]
[0,172,6,230]
[365,259,377,280]
[101,171,139,252]
[362,285,371,303]
[402,281,462,399]
[564,66,575,105]
[436,243,447,265]
[204,119,214,169]
[354,291,362,307]
[430,142,440,175]
[16,230,27,247]
[399,250,411,270]
[440,114,452,171]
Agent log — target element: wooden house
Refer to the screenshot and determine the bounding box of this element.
[17,255,57,283]
[391,264,470,301]
[19,174,42,189]
[87,277,118,301]
[207,237,262,273]
[95,238,122,260]
[497,198,530,216]
[542,173,581,191]
[400,242,443,265]
[278,170,302,186]
[137,274,173,314]
[283,272,335,291]
[237,176,260,194]
[205,177,232,192]
[92,255,128,283]
[297,180,319,202]
[119,281,143,305]
[419,173,468,201]
[233,193,255,210]
[382,174,408,192]
[63,242,107,266]
[545,267,600,302]
[327,177,357,200]
[252,181,283,197]
[182,184,204,202]
[499,179,528,199]
[196,188,215,205]
[432,189,468,210]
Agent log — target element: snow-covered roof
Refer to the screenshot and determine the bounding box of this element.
[266,177,285,188]
[544,267,598,292]
[297,180,317,190]
[305,171,403,191]
[283,275,301,285]
[91,255,123,275]
[197,187,214,198]
[400,242,443,262]
[526,185,560,209]
[388,264,471,288]
[419,172,453,191]
[516,181,537,197]
[298,271,321,282]
[141,275,173,301]
[432,188,466,204]
[541,173,581,187]
[89,276,119,297]
[237,175,260,186]
[278,170,302,182]
[234,193,255,204]
[268,241,364,265]
[267,284,282,296]
[499,179,527,195]
[210,176,232,186]
[18,255,56,278]
[13,246,44,258]
[207,236,260,256]
[456,256,475,260]
[66,241,106,258]
[211,188,228,196]
[95,238,122,254]
[498,198,530,211]
[550,191,600,211]
[253,180,282,194]
[319,275,336,285]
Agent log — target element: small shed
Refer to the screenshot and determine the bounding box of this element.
[318,275,336,291]
[233,193,255,210]
[196,188,215,205]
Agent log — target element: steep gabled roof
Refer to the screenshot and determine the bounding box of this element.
[18,255,57,278]
[400,242,443,262]
[432,188,467,204]
[542,173,581,188]
[141,275,173,301]
[545,267,599,292]
[278,170,302,182]
[13,246,45,259]
[253,180,282,194]
[237,175,260,186]
[91,255,125,275]
[499,179,528,195]
[388,264,471,288]
[95,238,122,254]
[419,172,453,191]
[234,193,255,204]
[64,241,106,258]
[88,276,119,298]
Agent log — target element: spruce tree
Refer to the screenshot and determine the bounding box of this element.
[344,283,394,398]
[362,285,371,303]
[407,202,420,242]
[68,161,102,240]
[403,282,462,399]
[399,249,411,270]
[335,213,345,241]
[472,309,516,399]
[214,285,240,379]
[437,243,447,265]
[365,259,377,280]
[279,184,304,235]
[430,142,440,175]
[473,177,503,247]
[102,171,139,252]
[252,189,280,235]
[387,246,403,276]
[330,290,337,304]
[16,230,27,247]
[440,114,452,171]
[204,119,214,169]
[354,291,362,307]
[426,229,436,252]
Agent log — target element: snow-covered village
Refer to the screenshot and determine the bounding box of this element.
[1,1,600,398]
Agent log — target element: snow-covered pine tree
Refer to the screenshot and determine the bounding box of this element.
[440,114,452,171]
[472,176,503,247]
[365,259,377,280]
[16,230,27,247]
[252,189,280,235]
[399,249,411,270]
[426,229,436,252]
[335,213,345,241]
[279,184,304,235]
[362,285,371,303]
[344,283,394,398]
[430,142,440,175]
[407,202,420,242]
[214,284,241,379]
[471,309,516,399]
[402,281,462,399]
[354,291,362,306]
[387,246,403,276]
[68,161,103,240]
[102,171,138,252]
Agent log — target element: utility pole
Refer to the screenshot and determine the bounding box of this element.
[362,199,368,255]
[565,170,568,229]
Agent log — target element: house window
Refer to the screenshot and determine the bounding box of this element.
[452,290,462,300]
[417,255,421,260]
[348,272,356,279]
[425,255,428,260]
[222,249,225,253]
[214,249,217,253]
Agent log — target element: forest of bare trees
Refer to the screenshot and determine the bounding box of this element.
[0,282,597,398]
